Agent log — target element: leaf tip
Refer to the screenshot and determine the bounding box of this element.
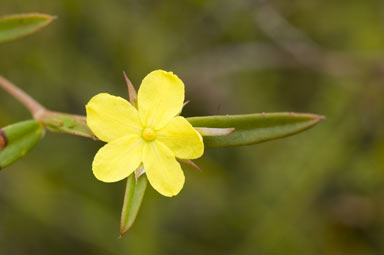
[299,113,325,128]
[123,71,137,106]
[0,13,57,43]
[119,220,133,237]
[178,159,201,171]
[296,113,325,123]
[312,114,326,123]
[227,127,235,135]
[32,13,57,23]
[119,222,132,238]
[34,12,56,19]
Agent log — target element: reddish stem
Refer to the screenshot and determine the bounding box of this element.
[0,75,46,119]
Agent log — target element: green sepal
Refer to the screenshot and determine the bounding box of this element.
[0,13,55,43]
[187,112,323,148]
[120,173,147,237]
[0,120,45,169]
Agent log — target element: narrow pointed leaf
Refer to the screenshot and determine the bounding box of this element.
[187,112,323,148]
[0,13,55,43]
[0,120,44,169]
[120,174,147,237]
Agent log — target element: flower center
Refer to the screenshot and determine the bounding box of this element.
[142,127,156,141]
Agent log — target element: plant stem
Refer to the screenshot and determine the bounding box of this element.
[0,75,46,119]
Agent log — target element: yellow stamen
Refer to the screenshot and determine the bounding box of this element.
[142,127,156,141]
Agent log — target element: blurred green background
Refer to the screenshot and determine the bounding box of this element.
[1,0,384,254]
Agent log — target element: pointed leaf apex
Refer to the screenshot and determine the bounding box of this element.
[178,159,201,171]
[123,71,138,107]
[134,165,146,182]
[0,13,56,43]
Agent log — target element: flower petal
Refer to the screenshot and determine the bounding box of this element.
[86,93,141,142]
[157,116,204,159]
[92,135,143,182]
[137,70,185,129]
[143,141,185,197]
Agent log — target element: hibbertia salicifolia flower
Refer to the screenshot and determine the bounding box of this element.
[86,70,204,197]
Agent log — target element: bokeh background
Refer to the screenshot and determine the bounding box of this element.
[1,0,384,254]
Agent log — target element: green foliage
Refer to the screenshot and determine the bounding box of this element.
[0,13,54,43]
[0,120,44,169]
[1,0,383,253]
[43,114,94,139]
[39,112,322,149]
[120,174,147,236]
[188,113,323,147]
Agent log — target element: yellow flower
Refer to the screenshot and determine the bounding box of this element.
[86,70,204,197]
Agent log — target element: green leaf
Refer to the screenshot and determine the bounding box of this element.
[43,113,95,139]
[0,120,45,169]
[0,13,55,43]
[187,112,324,148]
[120,174,147,237]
